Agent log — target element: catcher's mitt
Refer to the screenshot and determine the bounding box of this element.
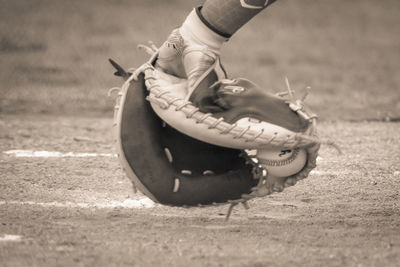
[109,45,320,218]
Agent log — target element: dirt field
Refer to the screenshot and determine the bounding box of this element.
[1,116,399,266]
[1,0,400,266]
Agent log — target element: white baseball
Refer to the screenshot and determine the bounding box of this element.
[257,148,307,177]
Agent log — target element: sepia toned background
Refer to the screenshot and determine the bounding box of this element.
[0,0,399,120]
[1,1,399,266]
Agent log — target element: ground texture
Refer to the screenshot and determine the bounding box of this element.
[0,115,399,266]
[1,0,400,120]
[1,0,399,266]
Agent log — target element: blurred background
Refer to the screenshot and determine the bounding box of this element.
[1,0,399,121]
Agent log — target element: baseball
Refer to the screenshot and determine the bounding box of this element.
[256,148,307,177]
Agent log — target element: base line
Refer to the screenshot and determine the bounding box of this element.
[3,150,117,158]
[0,198,155,209]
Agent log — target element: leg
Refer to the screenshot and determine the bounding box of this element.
[201,0,278,37]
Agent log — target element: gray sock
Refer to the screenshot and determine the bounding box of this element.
[200,0,278,37]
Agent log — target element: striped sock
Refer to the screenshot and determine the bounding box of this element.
[200,0,278,37]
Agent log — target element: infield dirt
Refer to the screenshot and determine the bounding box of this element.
[1,116,399,266]
[1,0,399,266]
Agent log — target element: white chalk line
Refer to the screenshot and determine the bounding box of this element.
[310,170,337,175]
[3,150,117,158]
[0,234,23,242]
[3,150,323,161]
[0,198,155,209]
[2,151,335,177]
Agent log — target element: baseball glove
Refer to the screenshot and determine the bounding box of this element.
[109,45,320,219]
